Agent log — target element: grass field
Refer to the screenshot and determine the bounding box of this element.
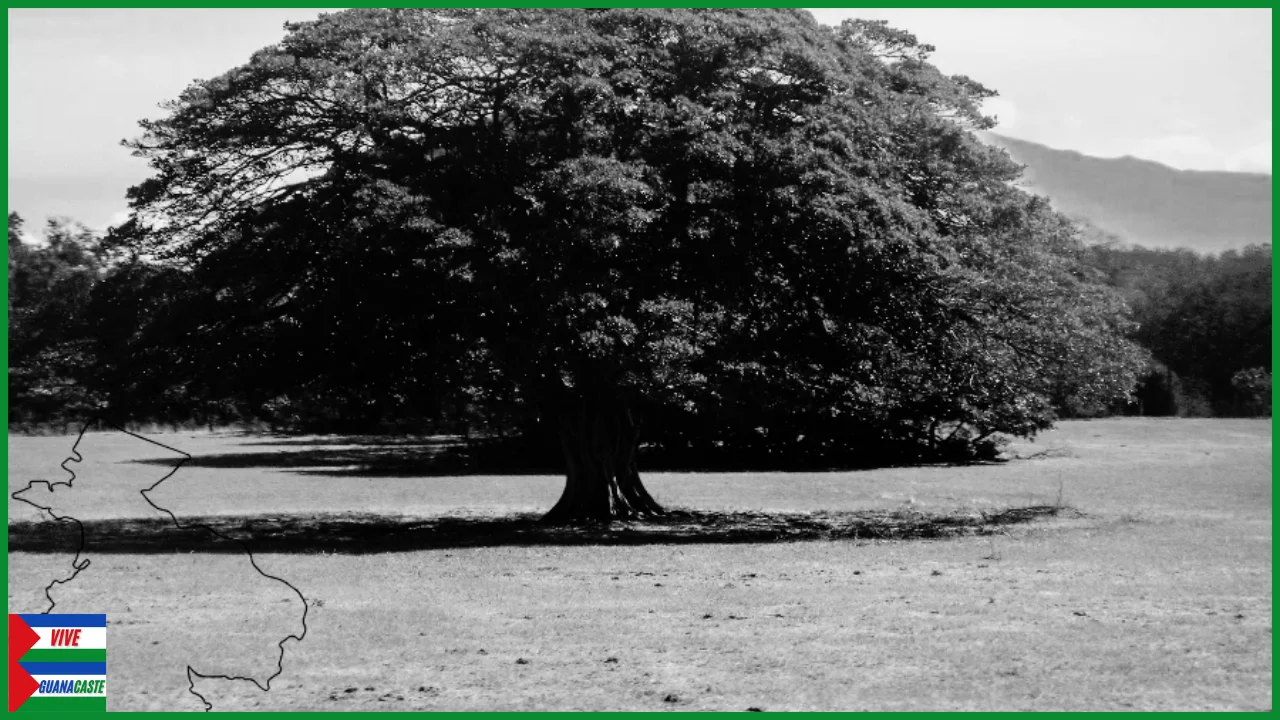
[6,417,1271,711]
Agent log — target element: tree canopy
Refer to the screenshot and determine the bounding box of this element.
[106,9,1147,521]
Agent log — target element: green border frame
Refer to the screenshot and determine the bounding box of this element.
[4,4,1274,717]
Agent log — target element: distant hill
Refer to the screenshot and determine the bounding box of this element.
[980,132,1272,254]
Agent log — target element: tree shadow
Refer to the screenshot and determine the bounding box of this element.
[8,506,1073,555]
[238,436,464,448]
[127,439,557,477]
[127,434,1006,478]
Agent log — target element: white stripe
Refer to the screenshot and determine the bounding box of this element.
[30,675,107,697]
[31,627,106,650]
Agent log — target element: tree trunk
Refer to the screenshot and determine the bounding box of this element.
[541,397,664,524]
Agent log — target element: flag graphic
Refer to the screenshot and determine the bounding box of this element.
[9,614,106,712]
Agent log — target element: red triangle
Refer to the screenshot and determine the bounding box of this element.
[9,616,42,711]
[8,615,40,662]
[8,659,39,712]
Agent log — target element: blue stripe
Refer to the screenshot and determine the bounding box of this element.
[18,614,106,628]
[19,662,106,675]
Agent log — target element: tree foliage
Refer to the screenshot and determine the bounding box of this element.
[1085,239,1271,416]
[8,213,111,424]
[105,9,1146,520]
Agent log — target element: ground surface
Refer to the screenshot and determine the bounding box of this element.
[6,417,1272,711]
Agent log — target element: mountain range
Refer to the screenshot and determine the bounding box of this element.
[980,132,1272,254]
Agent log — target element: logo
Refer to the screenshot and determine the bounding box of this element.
[8,614,106,712]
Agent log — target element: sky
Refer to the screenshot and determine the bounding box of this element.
[7,8,1273,233]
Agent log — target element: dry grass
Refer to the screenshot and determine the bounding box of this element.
[7,418,1271,711]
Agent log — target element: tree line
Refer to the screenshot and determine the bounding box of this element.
[11,211,1266,430]
[1083,236,1271,418]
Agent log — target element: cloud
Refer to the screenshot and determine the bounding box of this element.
[1233,139,1272,174]
[1135,134,1216,163]
[1233,121,1272,173]
[980,97,1018,131]
[1130,133,1272,174]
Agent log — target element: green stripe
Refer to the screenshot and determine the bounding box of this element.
[20,649,107,663]
[15,697,107,712]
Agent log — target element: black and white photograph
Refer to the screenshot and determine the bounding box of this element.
[7,7,1271,711]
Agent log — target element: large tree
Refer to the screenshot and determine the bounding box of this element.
[110,9,1145,522]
